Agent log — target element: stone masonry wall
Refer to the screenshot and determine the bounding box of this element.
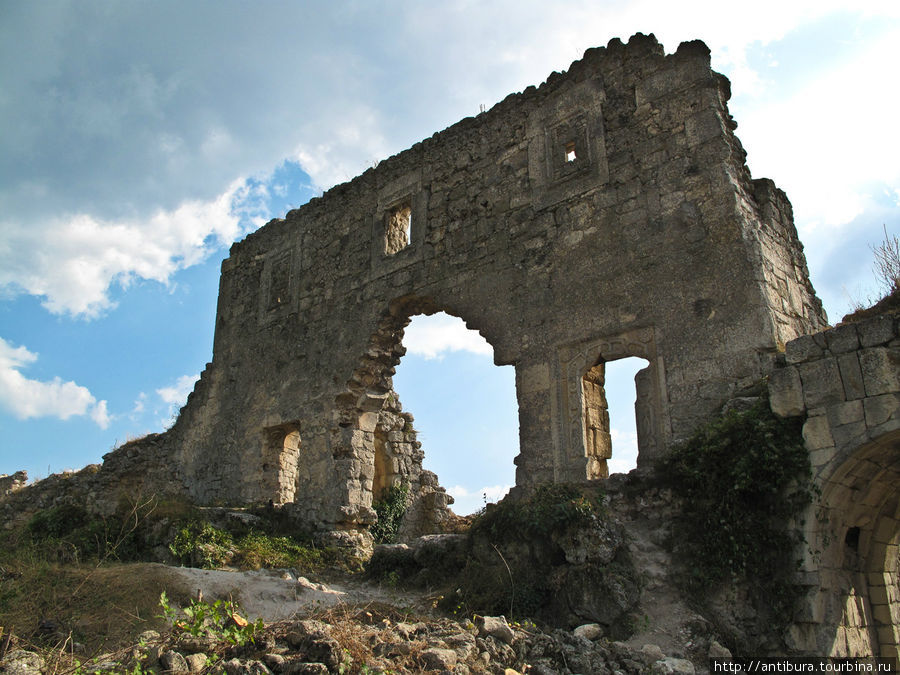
[152,34,825,538]
[769,312,900,660]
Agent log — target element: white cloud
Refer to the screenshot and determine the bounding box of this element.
[0,337,109,428]
[403,313,493,360]
[157,374,199,406]
[156,373,199,428]
[734,28,900,230]
[0,182,243,318]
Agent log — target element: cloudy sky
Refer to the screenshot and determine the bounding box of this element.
[1,1,898,515]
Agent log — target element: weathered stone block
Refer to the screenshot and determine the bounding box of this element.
[857,314,896,347]
[519,362,550,394]
[786,334,824,364]
[860,347,900,396]
[830,421,868,452]
[824,323,859,354]
[863,393,900,428]
[803,415,834,451]
[837,353,866,400]
[769,366,805,417]
[798,358,844,408]
[826,400,864,428]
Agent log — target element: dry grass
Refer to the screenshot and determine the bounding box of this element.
[0,561,192,655]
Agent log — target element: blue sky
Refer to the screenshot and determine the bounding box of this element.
[1,2,898,515]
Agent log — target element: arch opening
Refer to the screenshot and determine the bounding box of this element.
[809,430,900,660]
[393,311,518,516]
[581,356,648,478]
[331,301,518,540]
[260,424,301,505]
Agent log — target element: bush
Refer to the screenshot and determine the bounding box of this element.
[235,531,326,570]
[370,483,410,544]
[168,521,234,568]
[661,398,813,628]
[25,502,145,563]
[470,483,603,543]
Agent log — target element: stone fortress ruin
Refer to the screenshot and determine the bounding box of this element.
[171,33,828,528]
[2,34,897,660]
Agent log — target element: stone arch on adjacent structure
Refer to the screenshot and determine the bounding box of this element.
[769,314,899,658]
[809,431,900,659]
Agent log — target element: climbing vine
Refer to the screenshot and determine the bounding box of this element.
[662,398,813,629]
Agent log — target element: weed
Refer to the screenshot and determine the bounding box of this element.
[470,483,603,542]
[158,590,263,646]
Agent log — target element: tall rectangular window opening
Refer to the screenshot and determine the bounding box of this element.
[565,140,577,163]
[384,202,412,255]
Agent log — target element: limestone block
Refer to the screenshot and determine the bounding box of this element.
[785,624,819,653]
[357,412,378,432]
[858,314,896,347]
[519,362,550,394]
[826,400,864,428]
[769,366,805,417]
[860,348,900,396]
[837,353,866,400]
[803,415,834,451]
[825,323,860,353]
[875,626,899,654]
[831,420,868,452]
[873,515,899,544]
[798,358,844,408]
[786,334,825,364]
[872,603,894,625]
[863,393,900,428]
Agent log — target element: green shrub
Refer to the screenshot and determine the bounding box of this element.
[441,483,611,621]
[168,521,234,568]
[371,483,410,544]
[661,398,813,628]
[159,590,263,646]
[25,503,142,563]
[235,531,326,570]
[470,483,603,543]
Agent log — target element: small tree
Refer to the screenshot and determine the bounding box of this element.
[871,224,900,297]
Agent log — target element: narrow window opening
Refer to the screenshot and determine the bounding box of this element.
[845,526,860,551]
[565,140,577,163]
[372,427,394,501]
[582,356,647,478]
[384,202,412,255]
[263,426,300,504]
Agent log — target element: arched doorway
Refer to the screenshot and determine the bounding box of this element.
[810,430,900,659]
[393,312,518,515]
[333,298,518,537]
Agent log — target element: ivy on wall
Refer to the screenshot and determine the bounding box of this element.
[661,398,814,630]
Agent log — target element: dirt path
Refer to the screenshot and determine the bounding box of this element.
[164,567,429,622]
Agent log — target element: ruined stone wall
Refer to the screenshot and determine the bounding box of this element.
[769,313,899,660]
[155,34,827,537]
